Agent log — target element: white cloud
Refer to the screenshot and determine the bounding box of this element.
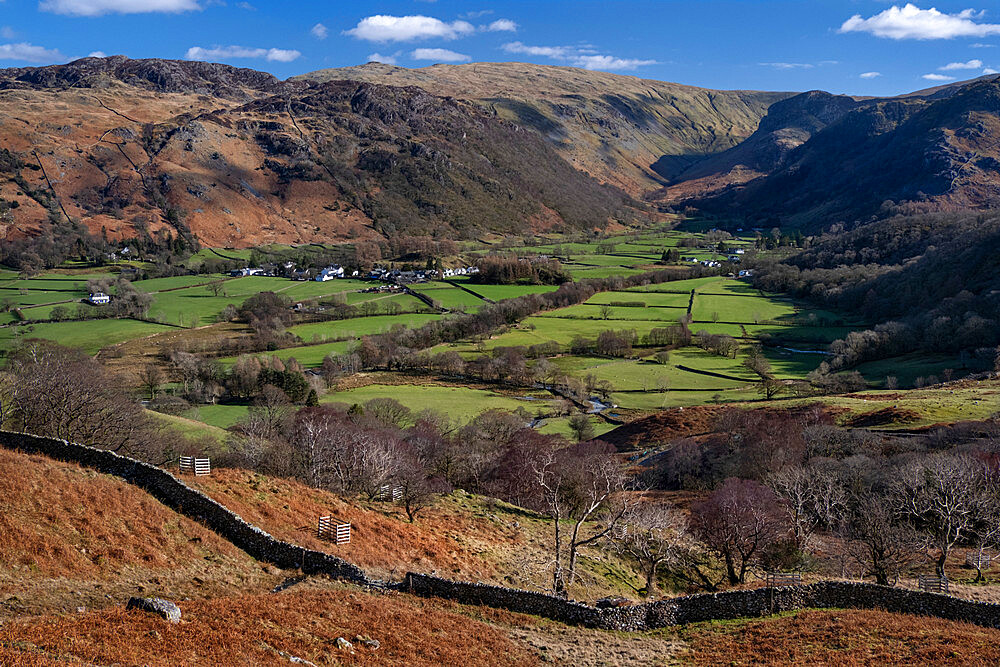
[484,19,517,32]
[839,4,1000,40]
[185,45,301,62]
[0,42,65,63]
[0,26,15,39]
[237,2,254,9]
[940,58,983,69]
[310,23,328,40]
[87,50,107,57]
[573,55,656,70]
[501,41,655,71]
[411,47,470,62]
[39,0,200,16]
[460,9,492,19]
[971,42,995,47]
[922,73,956,80]
[860,71,882,79]
[984,67,999,73]
[501,41,571,58]
[759,62,814,69]
[367,52,397,65]
[345,15,474,42]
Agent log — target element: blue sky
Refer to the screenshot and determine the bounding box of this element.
[1,1,1000,95]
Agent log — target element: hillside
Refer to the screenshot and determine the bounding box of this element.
[689,78,1000,226]
[0,57,636,249]
[295,62,794,195]
[0,447,278,618]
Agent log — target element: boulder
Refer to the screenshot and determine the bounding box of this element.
[126,597,181,623]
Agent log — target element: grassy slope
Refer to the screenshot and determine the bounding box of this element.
[0,587,536,667]
[0,448,276,619]
[2,319,176,354]
[186,468,642,599]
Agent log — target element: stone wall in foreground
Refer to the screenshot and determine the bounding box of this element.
[406,574,1000,631]
[7,430,1000,632]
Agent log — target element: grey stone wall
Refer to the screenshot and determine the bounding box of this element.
[406,574,1000,632]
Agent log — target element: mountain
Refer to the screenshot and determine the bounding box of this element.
[294,62,794,196]
[681,78,1000,227]
[652,90,861,201]
[0,57,637,248]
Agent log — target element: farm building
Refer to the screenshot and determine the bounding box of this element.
[316,265,345,281]
[88,292,111,305]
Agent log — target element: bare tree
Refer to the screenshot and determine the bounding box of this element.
[691,478,787,585]
[532,441,629,595]
[7,342,163,459]
[613,499,686,595]
[138,363,163,400]
[845,492,920,586]
[891,454,985,576]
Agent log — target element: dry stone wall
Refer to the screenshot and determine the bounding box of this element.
[407,574,1000,631]
[7,430,1000,632]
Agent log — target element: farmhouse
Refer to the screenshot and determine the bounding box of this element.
[88,292,111,305]
[316,265,345,281]
[229,267,266,277]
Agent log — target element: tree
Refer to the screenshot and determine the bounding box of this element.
[207,280,225,297]
[138,363,164,400]
[6,341,164,460]
[653,350,670,365]
[599,304,612,320]
[845,492,920,586]
[613,500,686,595]
[691,478,786,585]
[532,441,628,594]
[891,454,985,576]
[568,413,595,442]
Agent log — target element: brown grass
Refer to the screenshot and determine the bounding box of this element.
[187,468,522,581]
[679,609,1000,666]
[0,588,538,666]
[0,448,247,577]
[0,448,278,618]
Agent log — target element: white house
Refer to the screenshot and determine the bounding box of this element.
[316,265,345,281]
[88,292,111,305]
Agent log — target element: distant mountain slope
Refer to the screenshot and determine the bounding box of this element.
[0,57,636,248]
[294,62,794,195]
[685,79,1000,227]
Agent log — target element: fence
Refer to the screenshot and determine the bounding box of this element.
[967,552,991,570]
[317,516,351,545]
[377,484,403,502]
[179,456,211,476]
[765,572,802,587]
[918,575,949,594]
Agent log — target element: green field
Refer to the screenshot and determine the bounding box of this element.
[692,293,797,324]
[409,282,486,312]
[323,383,553,424]
[289,313,442,343]
[2,318,176,354]
[218,340,357,369]
[588,290,691,308]
[147,409,230,445]
[459,283,560,301]
[181,403,251,430]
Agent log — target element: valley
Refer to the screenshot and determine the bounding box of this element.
[1,48,1000,666]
